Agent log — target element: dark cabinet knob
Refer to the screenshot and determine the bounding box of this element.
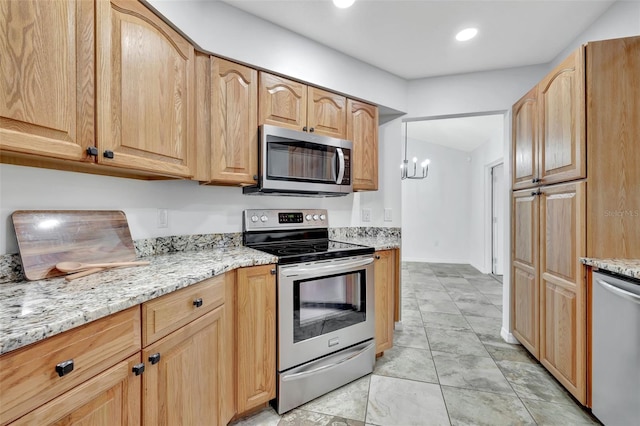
[309,127,315,133]
[86,146,98,157]
[193,298,203,308]
[55,359,74,377]
[103,150,114,159]
[148,353,161,365]
[270,268,276,275]
[375,255,381,260]
[132,363,145,376]
[303,126,308,132]
[531,191,542,196]
[532,178,541,183]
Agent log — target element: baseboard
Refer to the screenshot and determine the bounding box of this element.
[500,327,520,344]
[401,257,471,264]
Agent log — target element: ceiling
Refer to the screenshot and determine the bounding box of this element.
[406,114,505,152]
[219,0,614,80]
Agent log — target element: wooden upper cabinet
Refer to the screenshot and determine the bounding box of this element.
[96,0,194,178]
[0,0,95,162]
[538,181,586,404]
[512,87,538,190]
[259,72,347,138]
[538,48,585,185]
[259,72,307,131]
[210,58,258,185]
[307,87,347,139]
[348,99,379,191]
[511,189,539,358]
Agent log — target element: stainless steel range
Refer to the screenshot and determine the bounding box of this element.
[243,209,376,414]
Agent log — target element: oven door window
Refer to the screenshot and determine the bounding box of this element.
[267,140,340,184]
[293,270,367,343]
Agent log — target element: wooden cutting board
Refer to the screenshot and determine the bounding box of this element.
[12,210,137,281]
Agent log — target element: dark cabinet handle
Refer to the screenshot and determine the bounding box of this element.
[55,359,74,377]
[309,127,314,133]
[531,191,542,196]
[303,126,308,132]
[148,353,161,365]
[132,363,145,376]
[193,298,203,308]
[532,178,541,183]
[103,150,114,159]
[375,255,381,260]
[86,146,98,157]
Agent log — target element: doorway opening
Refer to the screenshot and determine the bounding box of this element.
[491,162,504,279]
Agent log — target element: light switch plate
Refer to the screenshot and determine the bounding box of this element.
[384,208,392,222]
[157,209,168,228]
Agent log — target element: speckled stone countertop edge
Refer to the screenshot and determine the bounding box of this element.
[331,236,401,251]
[580,258,640,280]
[0,247,276,355]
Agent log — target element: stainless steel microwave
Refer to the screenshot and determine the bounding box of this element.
[243,124,353,197]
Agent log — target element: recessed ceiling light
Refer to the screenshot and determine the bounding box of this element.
[456,28,478,42]
[333,0,355,9]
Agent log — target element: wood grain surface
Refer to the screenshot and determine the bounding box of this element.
[12,210,136,280]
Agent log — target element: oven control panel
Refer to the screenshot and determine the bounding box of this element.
[243,209,328,231]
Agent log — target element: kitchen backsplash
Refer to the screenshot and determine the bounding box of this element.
[0,227,399,284]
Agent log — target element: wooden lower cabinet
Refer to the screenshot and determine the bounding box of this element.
[10,354,141,426]
[375,249,397,354]
[511,181,586,404]
[235,265,276,414]
[539,182,586,403]
[142,306,225,426]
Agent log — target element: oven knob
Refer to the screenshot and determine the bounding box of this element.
[320,214,326,221]
[260,215,268,222]
[251,215,259,223]
[312,214,319,221]
[305,214,312,221]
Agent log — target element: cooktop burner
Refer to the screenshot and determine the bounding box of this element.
[243,209,374,264]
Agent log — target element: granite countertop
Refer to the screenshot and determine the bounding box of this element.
[0,247,276,355]
[332,235,401,251]
[580,258,640,280]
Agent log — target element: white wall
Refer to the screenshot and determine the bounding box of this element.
[401,141,471,263]
[468,123,505,274]
[145,0,407,114]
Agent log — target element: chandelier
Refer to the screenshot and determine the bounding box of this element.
[401,121,430,180]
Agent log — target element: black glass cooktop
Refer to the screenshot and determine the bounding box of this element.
[247,238,374,264]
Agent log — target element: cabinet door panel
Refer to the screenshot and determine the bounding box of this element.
[0,0,94,161]
[375,250,395,354]
[348,100,378,191]
[307,87,346,139]
[211,58,258,185]
[143,307,223,426]
[97,0,193,177]
[512,87,537,190]
[539,181,586,403]
[12,354,141,426]
[538,49,585,185]
[511,190,539,357]
[258,72,306,131]
[236,265,276,413]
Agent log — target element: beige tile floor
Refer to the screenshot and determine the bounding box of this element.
[230,262,600,426]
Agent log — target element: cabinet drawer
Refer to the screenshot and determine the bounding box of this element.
[142,274,225,346]
[0,306,141,425]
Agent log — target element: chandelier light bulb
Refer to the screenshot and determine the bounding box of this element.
[333,0,355,9]
[413,157,418,163]
[456,28,478,42]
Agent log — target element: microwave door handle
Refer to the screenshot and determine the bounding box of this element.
[336,148,345,184]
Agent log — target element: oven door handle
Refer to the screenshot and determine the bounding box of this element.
[336,148,345,184]
[281,257,373,277]
[281,341,374,382]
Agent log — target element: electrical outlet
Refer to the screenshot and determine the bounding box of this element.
[157,209,168,228]
[384,208,392,222]
[361,208,371,222]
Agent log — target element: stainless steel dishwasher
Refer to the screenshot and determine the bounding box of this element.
[591,271,640,426]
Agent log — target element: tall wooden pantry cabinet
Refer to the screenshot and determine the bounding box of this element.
[510,35,640,406]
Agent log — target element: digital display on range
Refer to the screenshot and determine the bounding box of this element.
[279,212,304,224]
